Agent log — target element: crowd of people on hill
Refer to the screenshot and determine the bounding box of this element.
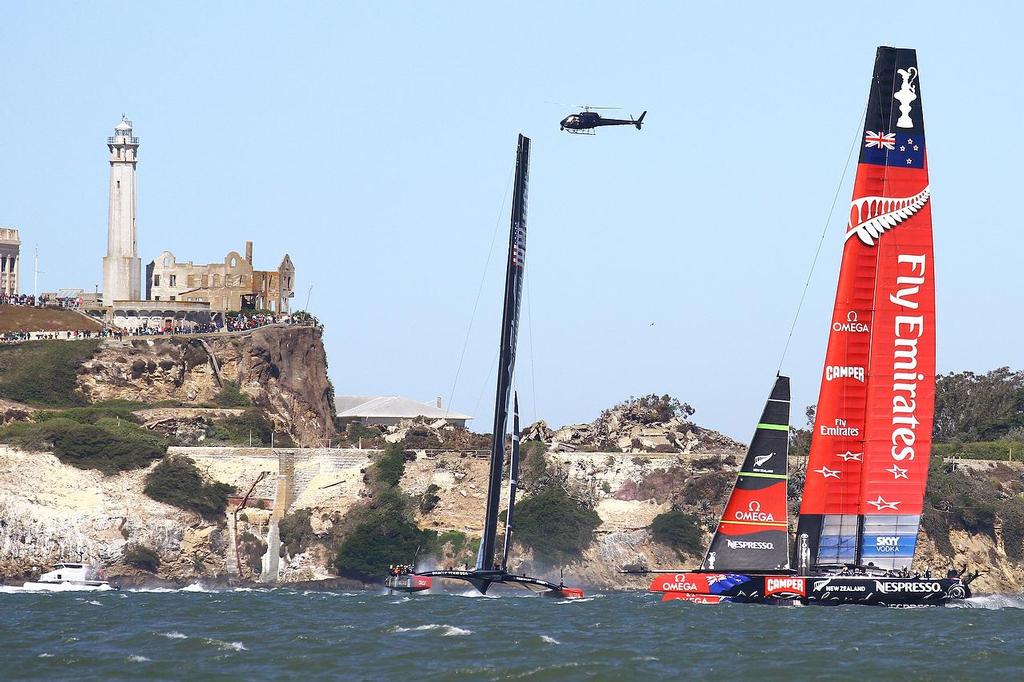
[1,301,320,344]
[224,311,287,331]
[0,293,81,308]
[0,328,125,343]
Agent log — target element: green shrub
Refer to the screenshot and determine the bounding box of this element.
[681,471,732,508]
[419,484,441,514]
[433,530,468,556]
[0,340,100,406]
[143,456,235,520]
[123,543,161,572]
[933,440,1020,461]
[371,443,408,488]
[238,531,268,574]
[214,380,251,408]
[999,500,1024,561]
[345,422,383,446]
[519,441,550,491]
[279,509,316,555]
[0,417,166,474]
[34,406,140,425]
[205,408,274,445]
[511,485,601,565]
[650,510,705,557]
[334,488,436,580]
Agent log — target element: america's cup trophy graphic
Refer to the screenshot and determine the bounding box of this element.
[894,67,918,128]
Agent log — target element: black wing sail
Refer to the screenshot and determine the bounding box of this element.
[501,393,521,571]
[701,375,791,572]
[476,134,530,571]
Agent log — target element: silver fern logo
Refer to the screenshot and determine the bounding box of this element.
[846,186,930,246]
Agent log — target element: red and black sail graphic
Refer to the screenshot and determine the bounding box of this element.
[797,47,933,571]
[703,375,791,571]
[477,134,530,571]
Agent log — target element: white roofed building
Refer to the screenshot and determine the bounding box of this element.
[336,396,472,428]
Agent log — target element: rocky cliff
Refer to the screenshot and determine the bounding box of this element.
[4,442,1018,594]
[76,325,335,446]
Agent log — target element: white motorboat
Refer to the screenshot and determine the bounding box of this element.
[20,562,114,591]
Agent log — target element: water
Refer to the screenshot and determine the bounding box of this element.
[2,587,1023,680]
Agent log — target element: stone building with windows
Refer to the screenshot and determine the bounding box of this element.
[0,228,19,296]
[146,240,295,313]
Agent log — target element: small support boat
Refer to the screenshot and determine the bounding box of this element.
[384,566,432,593]
[21,562,114,591]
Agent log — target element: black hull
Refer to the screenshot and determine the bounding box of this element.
[652,572,970,607]
[418,569,584,598]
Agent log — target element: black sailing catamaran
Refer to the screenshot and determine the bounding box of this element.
[387,134,584,598]
[645,47,974,607]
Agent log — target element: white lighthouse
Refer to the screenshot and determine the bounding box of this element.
[102,116,141,303]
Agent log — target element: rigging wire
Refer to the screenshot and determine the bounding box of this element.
[472,348,501,425]
[775,103,867,375]
[444,166,515,420]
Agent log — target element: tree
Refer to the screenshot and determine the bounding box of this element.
[933,368,1024,442]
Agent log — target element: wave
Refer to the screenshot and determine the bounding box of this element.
[204,638,247,652]
[0,583,112,593]
[540,635,560,645]
[159,631,188,639]
[180,583,214,593]
[950,593,1024,610]
[128,655,151,662]
[389,624,472,637]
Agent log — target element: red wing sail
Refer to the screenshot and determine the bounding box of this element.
[703,376,790,571]
[797,47,933,571]
[857,48,933,570]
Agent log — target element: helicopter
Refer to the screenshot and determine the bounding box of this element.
[559,106,647,134]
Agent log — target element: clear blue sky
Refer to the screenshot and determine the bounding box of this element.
[1,2,1020,439]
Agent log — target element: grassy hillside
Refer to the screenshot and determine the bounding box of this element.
[0,340,101,406]
[0,304,102,333]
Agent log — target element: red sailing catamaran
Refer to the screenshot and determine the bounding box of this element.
[646,46,973,606]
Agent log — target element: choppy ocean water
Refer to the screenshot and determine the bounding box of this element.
[2,585,1023,680]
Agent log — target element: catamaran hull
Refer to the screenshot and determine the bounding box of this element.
[652,573,969,607]
[418,569,585,599]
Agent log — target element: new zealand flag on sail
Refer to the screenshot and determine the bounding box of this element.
[859,48,926,169]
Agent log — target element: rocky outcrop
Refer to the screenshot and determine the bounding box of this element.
[75,325,335,446]
[526,399,744,455]
[3,443,1024,592]
[0,397,33,426]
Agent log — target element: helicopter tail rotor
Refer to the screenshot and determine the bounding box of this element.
[633,111,647,130]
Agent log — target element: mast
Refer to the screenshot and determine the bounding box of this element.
[797,47,933,571]
[702,375,791,572]
[501,393,521,571]
[476,134,530,572]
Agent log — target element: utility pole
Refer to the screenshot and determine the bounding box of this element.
[304,284,313,312]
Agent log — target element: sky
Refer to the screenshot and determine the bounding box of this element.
[1,1,1021,440]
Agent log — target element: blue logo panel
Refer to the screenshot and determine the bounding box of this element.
[860,534,916,559]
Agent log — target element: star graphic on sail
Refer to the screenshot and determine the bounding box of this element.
[815,466,840,479]
[886,464,909,480]
[837,451,863,462]
[867,496,900,511]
